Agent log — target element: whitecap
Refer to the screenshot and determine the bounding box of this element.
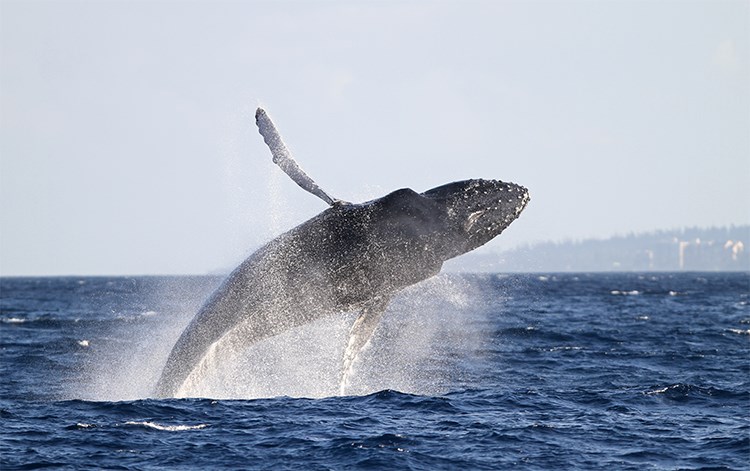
[2,317,26,324]
[727,328,750,336]
[611,290,640,296]
[124,421,208,432]
[645,385,672,395]
[77,340,90,347]
[546,346,583,352]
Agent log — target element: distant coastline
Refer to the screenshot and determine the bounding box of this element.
[446,226,750,273]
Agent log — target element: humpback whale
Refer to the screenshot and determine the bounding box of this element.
[153,108,530,397]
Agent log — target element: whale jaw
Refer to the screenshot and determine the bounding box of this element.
[421,179,530,257]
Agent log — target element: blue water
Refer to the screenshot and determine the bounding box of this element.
[1,273,748,469]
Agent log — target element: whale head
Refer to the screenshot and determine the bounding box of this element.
[420,179,530,259]
[353,179,529,264]
[308,179,530,304]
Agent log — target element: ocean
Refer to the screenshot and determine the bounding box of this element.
[1,272,748,470]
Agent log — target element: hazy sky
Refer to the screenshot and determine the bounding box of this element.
[1,0,748,276]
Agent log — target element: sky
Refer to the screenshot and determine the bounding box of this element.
[1,0,748,276]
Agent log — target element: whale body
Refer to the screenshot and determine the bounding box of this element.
[153,110,530,397]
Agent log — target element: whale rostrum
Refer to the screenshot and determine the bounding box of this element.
[153,108,530,398]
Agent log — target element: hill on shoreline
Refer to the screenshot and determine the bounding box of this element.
[446,226,750,272]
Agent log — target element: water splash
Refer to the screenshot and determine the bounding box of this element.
[169,274,487,400]
[76,273,489,401]
[73,278,220,402]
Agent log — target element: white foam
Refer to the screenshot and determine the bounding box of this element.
[645,385,675,395]
[2,317,26,324]
[546,346,582,352]
[124,421,208,432]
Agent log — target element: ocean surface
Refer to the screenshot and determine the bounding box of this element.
[1,272,748,470]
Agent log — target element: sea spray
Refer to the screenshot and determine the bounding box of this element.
[344,274,488,397]
[176,313,353,399]
[70,276,221,401]
[164,274,489,399]
[73,273,491,400]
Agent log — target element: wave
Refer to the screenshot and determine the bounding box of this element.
[66,420,209,432]
[644,383,748,402]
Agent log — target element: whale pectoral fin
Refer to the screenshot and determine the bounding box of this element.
[255,107,341,206]
[339,297,390,395]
